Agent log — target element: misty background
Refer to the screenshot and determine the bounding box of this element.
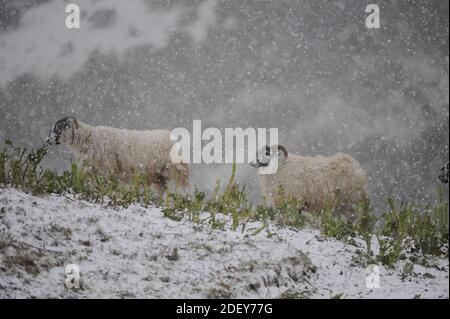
[0,0,448,210]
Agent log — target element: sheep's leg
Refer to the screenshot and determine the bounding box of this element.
[166,162,189,189]
[152,173,168,196]
[334,201,356,223]
[298,202,309,215]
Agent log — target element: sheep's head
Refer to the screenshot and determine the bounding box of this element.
[47,116,79,145]
[439,162,449,184]
[250,144,288,169]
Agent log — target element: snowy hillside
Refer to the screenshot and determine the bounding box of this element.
[0,187,448,299]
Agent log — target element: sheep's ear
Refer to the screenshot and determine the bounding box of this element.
[68,116,79,129]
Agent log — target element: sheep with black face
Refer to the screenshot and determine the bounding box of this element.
[47,116,189,194]
[251,144,369,220]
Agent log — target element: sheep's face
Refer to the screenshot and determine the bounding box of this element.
[250,146,272,168]
[439,162,449,184]
[250,145,288,169]
[47,117,78,145]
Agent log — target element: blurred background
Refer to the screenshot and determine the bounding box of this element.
[0,0,448,209]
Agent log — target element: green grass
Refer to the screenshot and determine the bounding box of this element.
[0,139,448,267]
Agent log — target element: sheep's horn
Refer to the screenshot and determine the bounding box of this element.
[66,115,79,129]
[277,145,288,159]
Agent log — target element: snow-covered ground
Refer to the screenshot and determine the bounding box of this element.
[0,187,448,299]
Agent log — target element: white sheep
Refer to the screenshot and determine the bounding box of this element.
[250,145,369,219]
[47,116,189,193]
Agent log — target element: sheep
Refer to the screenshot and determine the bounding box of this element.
[250,144,369,220]
[439,162,449,184]
[46,116,189,194]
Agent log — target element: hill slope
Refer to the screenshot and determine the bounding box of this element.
[0,188,448,299]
